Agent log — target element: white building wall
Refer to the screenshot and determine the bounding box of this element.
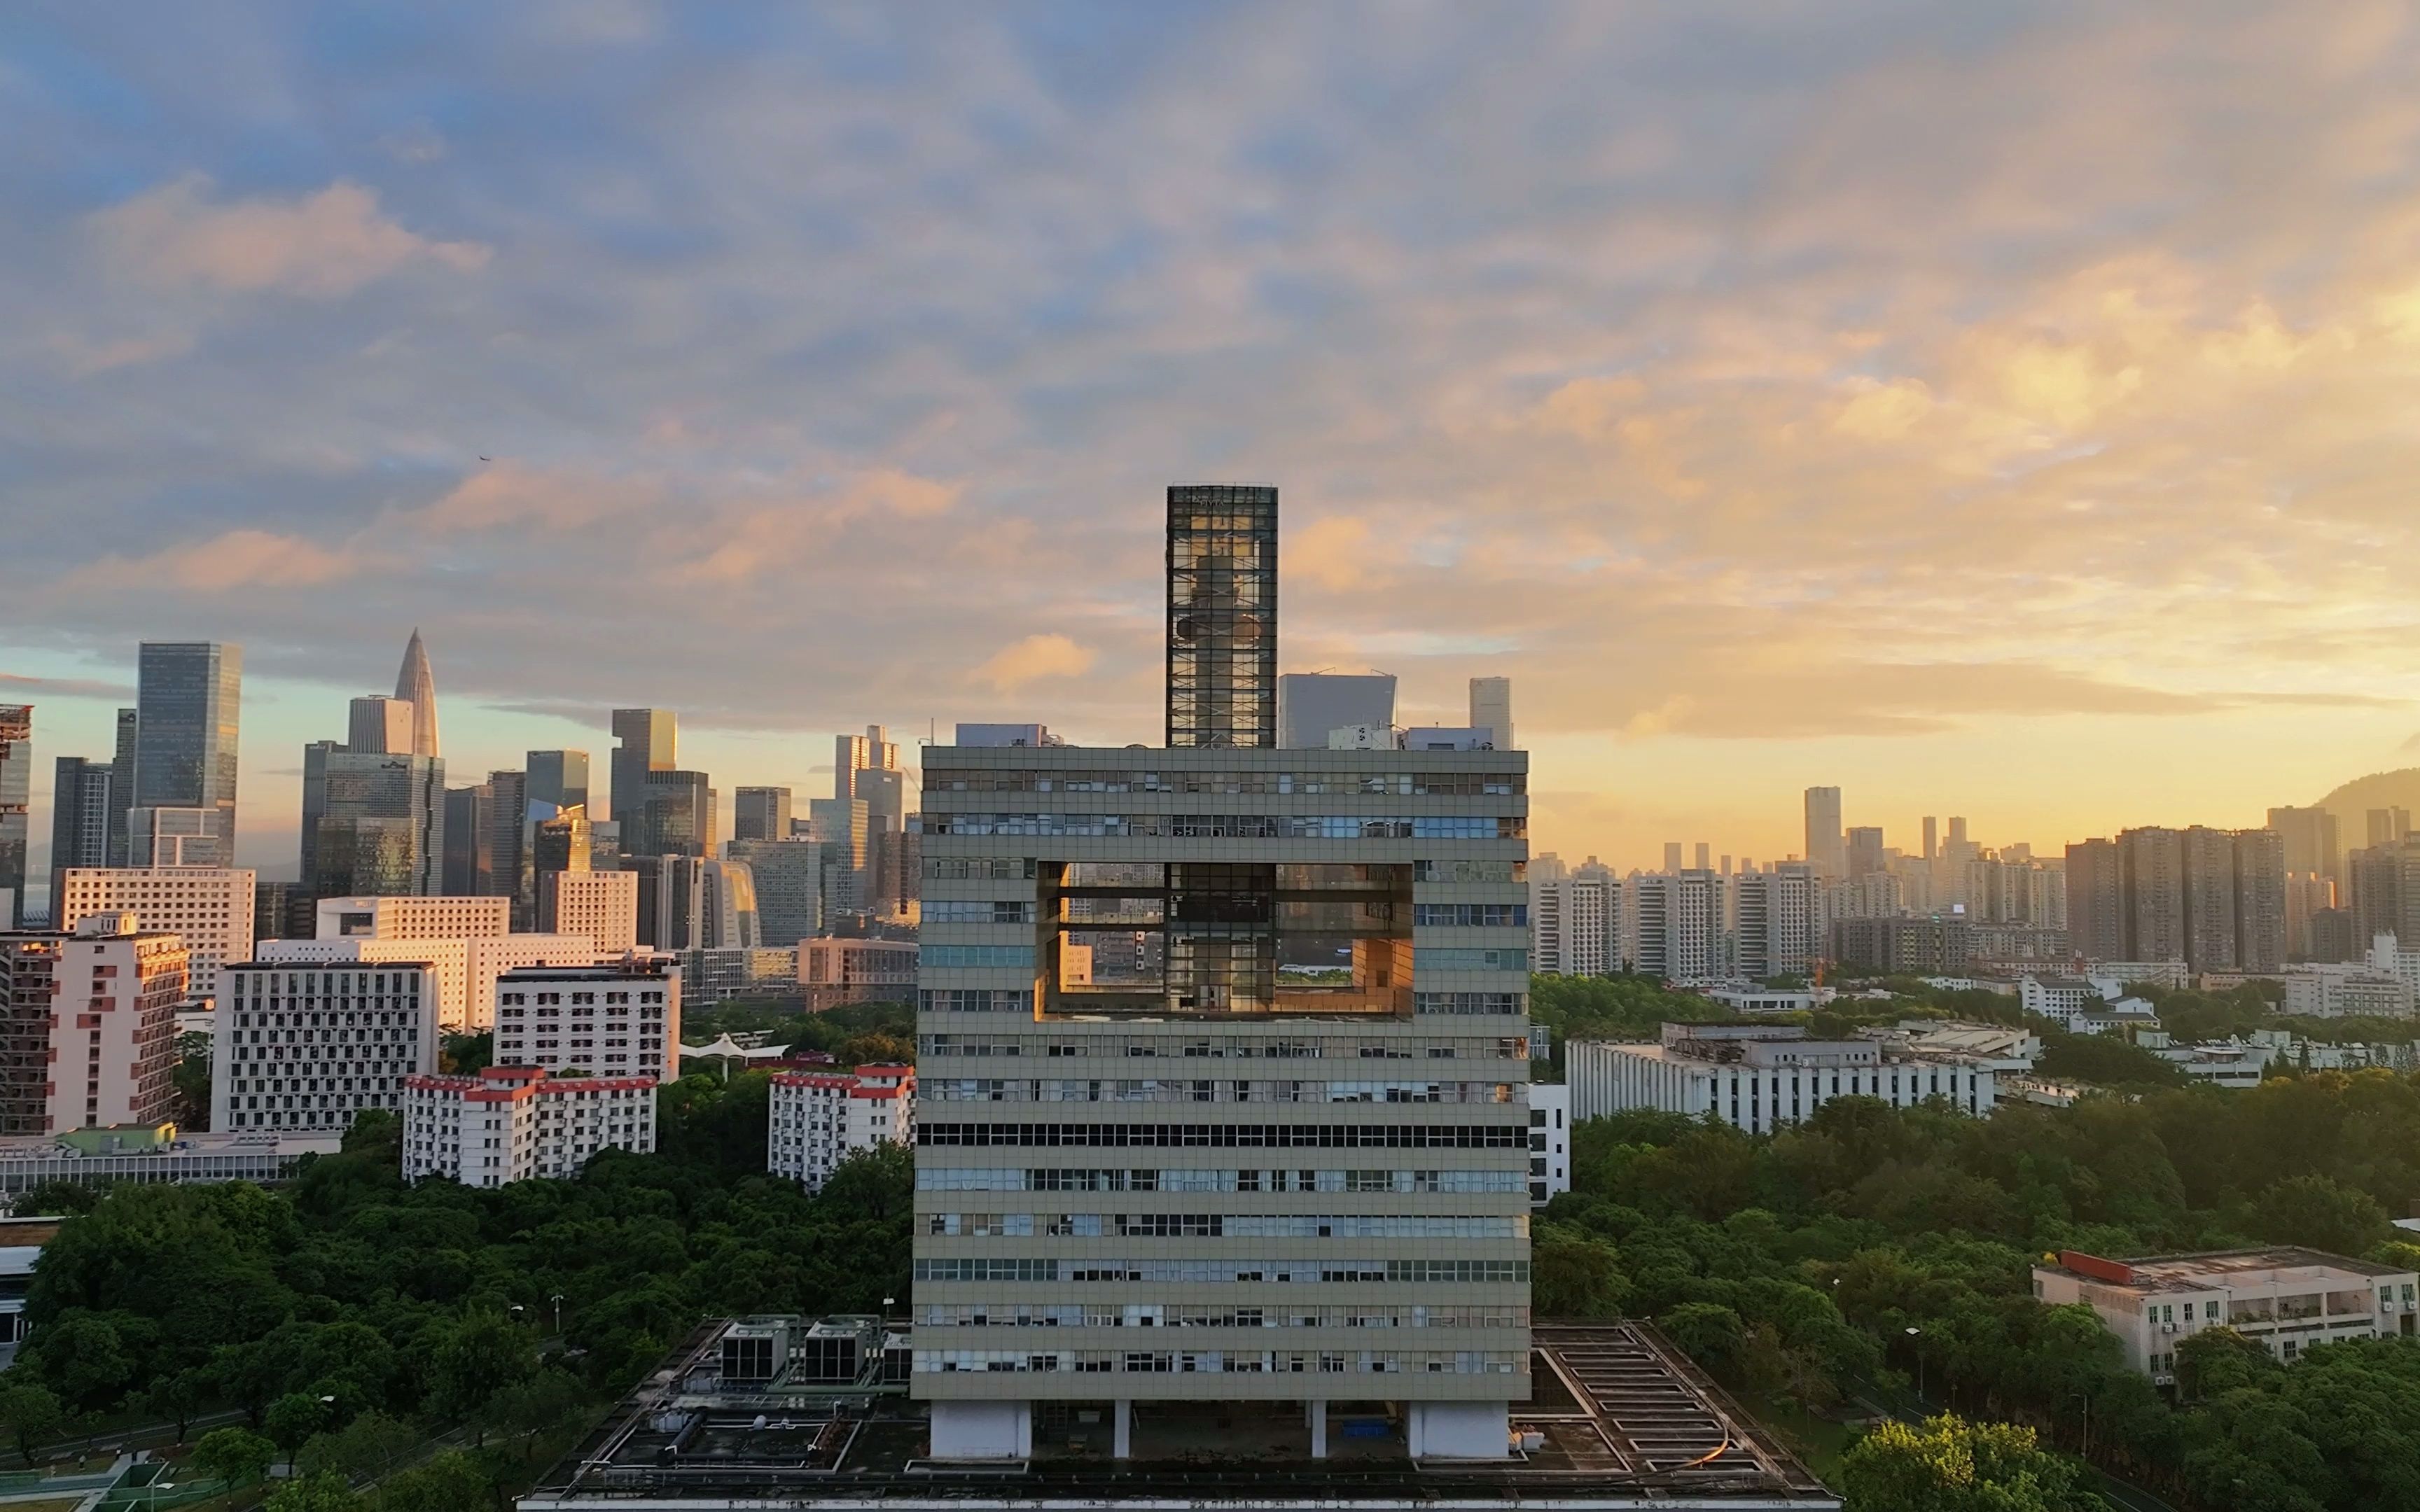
[314,895,511,940]
[1527,1082,1570,1204]
[1567,1040,1996,1134]
[541,869,639,953]
[56,868,256,999]
[403,1068,657,1185]
[491,959,679,1082]
[768,1066,917,1191]
[213,962,440,1132]
[45,920,186,1130]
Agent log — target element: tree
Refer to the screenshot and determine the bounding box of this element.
[1657,1303,1748,1379]
[426,1310,537,1443]
[298,1410,419,1482]
[137,1366,211,1443]
[190,1425,277,1487]
[2252,1173,2389,1256]
[33,1312,133,1415]
[0,1380,64,1463]
[264,1471,366,1512]
[2175,1326,2276,1401]
[487,1368,591,1460]
[375,1450,492,1512]
[1532,1226,1629,1317]
[266,1392,334,1464]
[1840,1413,2101,1511]
[12,1180,101,1217]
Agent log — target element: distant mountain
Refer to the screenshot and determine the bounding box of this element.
[2315,768,2420,834]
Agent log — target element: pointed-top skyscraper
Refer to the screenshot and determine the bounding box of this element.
[394,629,439,757]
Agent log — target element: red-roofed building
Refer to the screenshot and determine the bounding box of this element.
[768,1064,915,1190]
[402,1064,657,1187]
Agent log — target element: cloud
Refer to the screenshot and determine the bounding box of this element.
[975,634,1099,693]
[90,174,489,298]
[64,530,364,594]
[0,672,137,701]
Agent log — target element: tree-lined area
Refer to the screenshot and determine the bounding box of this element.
[0,1073,913,1508]
[1545,1070,2420,1512]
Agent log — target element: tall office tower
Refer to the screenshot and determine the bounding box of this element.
[1469,676,1515,752]
[347,696,416,755]
[440,785,485,894]
[633,855,707,951]
[1277,673,1397,748]
[2065,839,2122,959]
[633,770,716,859]
[915,494,1529,1463]
[881,827,921,922]
[1164,483,1278,748]
[539,868,639,953]
[2231,828,2288,972]
[734,786,794,842]
[106,707,137,866]
[302,747,447,899]
[532,805,591,878]
[0,913,186,1132]
[809,797,870,918]
[132,643,241,868]
[1736,862,1825,979]
[1846,826,1886,878]
[727,838,823,946]
[1632,869,1728,981]
[476,770,529,918]
[2268,805,2344,886]
[527,750,590,813]
[700,858,760,948]
[610,708,677,824]
[56,868,258,998]
[393,629,440,757]
[2370,808,2413,848]
[836,725,900,802]
[49,757,113,915]
[0,706,28,927]
[214,960,439,1133]
[1921,816,1938,863]
[1803,787,1843,877]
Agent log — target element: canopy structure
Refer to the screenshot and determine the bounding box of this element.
[679,1035,790,1062]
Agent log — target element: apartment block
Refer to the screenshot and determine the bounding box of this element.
[0,914,186,1134]
[491,956,679,1082]
[55,867,257,999]
[767,1064,915,1190]
[1735,863,1823,980]
[538,868,641,953]
[402,1065,658,1186]
[1569,1023,1997,1135]
[2067,827,2283,974]
[212,960,440,1131]
[1531,863,1615,976]
[1632,870,1727,981]
[314,893,510,940]
[261,932,599,1031]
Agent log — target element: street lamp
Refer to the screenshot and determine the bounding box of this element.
[883,1296,896,1322]
[552,1293,566,1335]
[1905,1326,1924,1403]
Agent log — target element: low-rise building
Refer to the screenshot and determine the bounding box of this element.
[2283,963,2414,1019]
[2018,974,2105,1025]
[678,946,800,1002]
[1699,983,1817,1015]
[1872,1021,2041,1073]
[2086,960,2191,991]
[2071,1007,2163,1038]
[492,955,680,1082]
[2134,1031,2275,1088]
[0,1126,339,1197]
[1568,1023,1998,1135]
[213,960,440,1132]
[799,936,916,1011]
[1528,1082,1570,1205]
[402,1065,658,1186]
[767,1064,914,1191]
[2033,1247,2420,1382]
[314,894,510,940]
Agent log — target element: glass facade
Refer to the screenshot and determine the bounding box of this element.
[1166,484,1277,749]
[134,643,241,867]
[0,706,28,926]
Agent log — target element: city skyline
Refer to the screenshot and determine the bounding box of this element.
[10,6,2420,882]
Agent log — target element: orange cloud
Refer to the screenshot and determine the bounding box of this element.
[91,174,489,298]
[974,634,1098,692]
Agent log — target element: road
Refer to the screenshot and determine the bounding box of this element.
[4,1408,249,1469]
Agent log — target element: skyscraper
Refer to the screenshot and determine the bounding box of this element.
[632,770,716,859]
[527,750,590,813]
[1164,483,1277,748]
[477,769,529,910]
[1470,676,1515,751]
[106,707,137,867]
[1736,862,1825,979]
[1921,816,1938,863]
[48,756,113,911]
[835,726,899,802]
[734,786,794,843]
[1847,826,1886,879]
[2064,838,2122,960]
[0,707,27,926]
[2268,805,2343,886]
[1804,786,1843,877]
[609,709,676,824]
[132,642,241,868]
[441,784,485,895]
[393,629,440,758]
[301,746,447,898]
[347,696,416,755]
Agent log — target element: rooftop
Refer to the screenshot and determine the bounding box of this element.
[2040,1246,2414,1294]
[519,1321,1836,1511]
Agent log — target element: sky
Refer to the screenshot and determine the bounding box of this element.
[6,1,2420,888]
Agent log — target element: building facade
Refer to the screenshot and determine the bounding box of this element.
[47,756,114,918]
[43,913,186,1131]
[539,868,641,954]
[491,956,680,1082]
[402,1064,657,1185]
[1276,674,1398,750]
[2033,1247,2420,1382]
[131,643,242,869]
[1568,1024,1998,1135]
[800,936,917,1011]
[212,960,440,1131]
[0,708,30,927]
[767,1064,915,1190]
[1632,870,1727,981]
[1735,863,1823,980]
[55,867,257,999]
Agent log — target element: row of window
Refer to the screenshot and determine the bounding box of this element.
[915,1350,1525,1374]
[1410,904,1527,927]
[918,1304,1529,1329]
[1415,948,1529,971]
[924,946,1037,969]
[924,1213,1527,1238]
[915,1167,1529,1195]
[927,814,1523,840]
[917,1124,1528,1149]
[915,1259,1531,1284]
[919,859,1525,884]
[924,902,1039,923]
[1413,993,1526,1016]
[920,1079,1520,1105]
[919,1034,1527,1060]
[924,771,1525,796]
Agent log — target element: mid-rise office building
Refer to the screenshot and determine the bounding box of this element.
[48,755,114,914]
[735,787,795,843]
[809,796,872,919]
[2280,964,2413,1018]
[2033,1247,2420,1382]
[392,629,440,757]
[767,1064,915,1190]
[632,769,716,860]
[1569,1023,1998,1135]
[402,1064,657,1186]
[131,643,241,869]
[54,867,256,998]
[0,706,29,926]
[912,483,1531,1463]
[702,858,760,948]
[262,931,599,1032]
[491,955,680,1082]
[1276,673,1397,750]
[212,960,440,1131]
[538,868,640,953]
[527,749,590,812]
[0,913,186,1133]
[1803,786,1844,878]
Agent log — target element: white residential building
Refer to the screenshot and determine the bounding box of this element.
[1702,983,1819,1015]
[1569,1023,1998,1135]
[1735,863,1824,979]
[1532,865,1616,976]
[260,934,600,1032]
[2365,934,2420,997]
[314,894,511,941]
[401,1065,658,1186]
[538,869,640,953]
[1527,1082,1570,1205]
[2018,974,2109,1025]
[2033,1247,2420,1382]
[1630,871,1728,981]
[767,1064,915,1191]
[212,960,440,1132]
[54,868,256,999]
[2283,963,2414,1019]
[491,955,680,1082]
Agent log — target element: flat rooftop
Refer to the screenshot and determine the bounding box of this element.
[519,1322,1836,1511]
[2043,1246,2412,1294]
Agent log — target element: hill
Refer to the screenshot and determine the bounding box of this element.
[2316,766,2420,834]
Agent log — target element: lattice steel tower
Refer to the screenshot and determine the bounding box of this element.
[1165,484,1277,748]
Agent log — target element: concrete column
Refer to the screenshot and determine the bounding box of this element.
[1309,1399,1327,1460]
[1113,1399,1132,1460]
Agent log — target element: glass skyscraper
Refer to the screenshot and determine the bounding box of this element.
[132,643,242,867]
